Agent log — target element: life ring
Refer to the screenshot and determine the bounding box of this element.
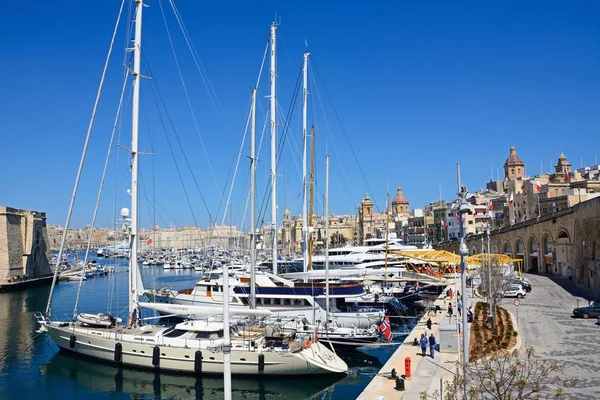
[304,339,311,349]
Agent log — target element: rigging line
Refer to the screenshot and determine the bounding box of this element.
[45,0,126,317]
[310,62,358,209]
[167,0,225,118]
[110,16,134,314]
[157,0,221,196]
[311,58,380,212]
[218,94,252,228]
[145,69,201,228]
[139,181,170,229]
[277,101,302,180]
[73,68,131,320]
[255,40,270,89]
[256,62,303,226]
[141,54,218,230]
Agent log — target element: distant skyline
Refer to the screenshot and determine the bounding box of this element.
[1,1,599,228]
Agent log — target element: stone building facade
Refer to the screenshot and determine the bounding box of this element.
[0,206,52,281]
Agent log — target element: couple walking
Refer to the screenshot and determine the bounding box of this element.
[419,333,436,359]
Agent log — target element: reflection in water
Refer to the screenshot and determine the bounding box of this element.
[42,351,343,399]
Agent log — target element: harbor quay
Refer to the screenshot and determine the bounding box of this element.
[358,291,458,400]
[360,272,600,400]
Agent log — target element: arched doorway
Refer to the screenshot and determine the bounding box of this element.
[503,241,513,256]
[528,235,539,273]
[470,245,478,255]
[555,229,571,278]
[541,232,555,274]
[515,238,525,271]
[492,243,499,253]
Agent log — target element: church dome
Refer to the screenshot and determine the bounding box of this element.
[392,187,408,204]
[504,145,524,166]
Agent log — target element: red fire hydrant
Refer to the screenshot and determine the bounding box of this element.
[404,357,411,379]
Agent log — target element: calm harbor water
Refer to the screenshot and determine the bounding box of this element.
[0,252,414,400]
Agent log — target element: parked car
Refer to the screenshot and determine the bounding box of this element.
[505,277,532,292]
[572,302,600,319]
[596,315,600,326]
[503,284,526,298]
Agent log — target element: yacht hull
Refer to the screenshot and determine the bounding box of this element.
[44,323,346,376]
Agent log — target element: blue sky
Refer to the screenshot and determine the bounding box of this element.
[1,1,599,229]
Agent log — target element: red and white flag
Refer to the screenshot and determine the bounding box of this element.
[441,219,447,228]
[563,167,569,183]
[488,202,493,211]
[379,316,392,343]
[509,192,514,206]
[147,238,153,245]
[535,180,541,192]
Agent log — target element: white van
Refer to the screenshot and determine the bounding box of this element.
[503,284,526,298]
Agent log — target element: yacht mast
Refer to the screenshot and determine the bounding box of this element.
[308,126,315,270]
[385,192,389,269]
[269,22,278,275]
[128,0,143,317]
[249,87,257,309]
[325,155,330,324]
[223,252,232,399]
[302,51,309,273]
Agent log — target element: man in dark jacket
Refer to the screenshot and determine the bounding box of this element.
[429,333,436,359]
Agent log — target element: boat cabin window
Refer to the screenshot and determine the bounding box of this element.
[195,330,224,339]
[163,327,188,338]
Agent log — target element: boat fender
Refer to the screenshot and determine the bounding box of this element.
[152,346,160,367]
[304,339,311,349]
[69,334,76,349]
[194,350,202,374]
[114,342,122,363]
[258,353,265,372]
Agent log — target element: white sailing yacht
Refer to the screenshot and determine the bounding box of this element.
[36,3,346,377]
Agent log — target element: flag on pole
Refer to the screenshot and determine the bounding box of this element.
[147,238,153,245]
[563,167,569,183]
[379,316,392,343]
[442,219,447,228]
[535,181,541,192]
[509,192,514,206]
[488,203,493,211]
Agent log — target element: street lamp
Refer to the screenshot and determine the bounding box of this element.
[457,186,470,367]
[486,211,493,324]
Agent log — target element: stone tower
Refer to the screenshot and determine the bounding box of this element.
[504,145,525,180]
[0,207,52,280]
[359,193,374,242]
[554,152,572,176]
[391,187,409,215]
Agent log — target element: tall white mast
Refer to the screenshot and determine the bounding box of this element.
[325,155,330,325]
[249,88,257,309]
[223,253,232,400]
[128,0,143,317]
[302,51,310,273]
[269,22,278,275]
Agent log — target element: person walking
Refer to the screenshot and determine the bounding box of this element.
[426,317,432,330]
[419,333,428,357]
[447,302,453,318]
[429,333,436,359]
[457,299,462,317]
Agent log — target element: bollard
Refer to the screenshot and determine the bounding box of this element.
[395,376,405,391]
[404,357,411,379]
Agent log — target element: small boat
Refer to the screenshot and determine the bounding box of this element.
[76,313,122,327]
